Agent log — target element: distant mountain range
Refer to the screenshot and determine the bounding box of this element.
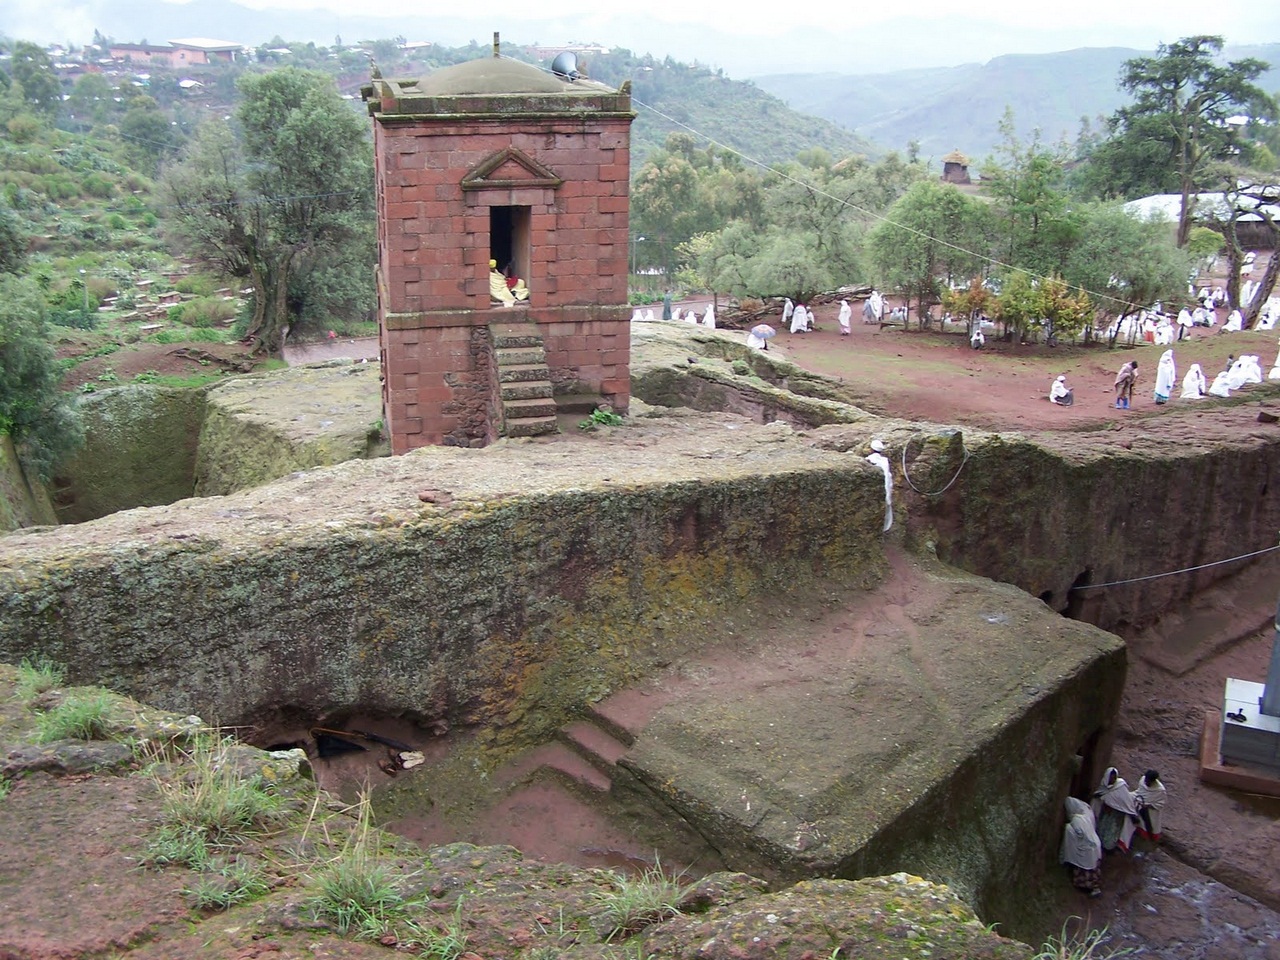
[753,44,1280,166]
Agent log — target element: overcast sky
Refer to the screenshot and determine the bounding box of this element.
[8,0,1280,76]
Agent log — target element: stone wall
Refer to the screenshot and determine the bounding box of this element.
[904,413,1280,632]
[0,421,888,749]
[52,385,207,524]
[0,435,55,532]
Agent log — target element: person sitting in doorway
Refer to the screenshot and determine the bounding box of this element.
[1049,374,1074,406]
[489,259,529,306]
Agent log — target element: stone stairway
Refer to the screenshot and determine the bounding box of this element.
[489,321,559,439]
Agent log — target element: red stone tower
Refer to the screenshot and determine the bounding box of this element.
[364,51,635,452]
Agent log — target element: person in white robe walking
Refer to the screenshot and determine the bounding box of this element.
[782,298,794,327]
[1091,766,1139,853]
[838,299,852,336]
[1134,770,1166,842]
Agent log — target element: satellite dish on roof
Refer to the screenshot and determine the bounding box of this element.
[551,51,580,81]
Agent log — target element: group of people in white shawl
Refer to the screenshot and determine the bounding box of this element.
[1061,767,1167,897]
[1187,353,1268,399]
[633,304,717,328]
[783,298,814,333]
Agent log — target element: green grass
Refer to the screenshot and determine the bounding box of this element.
[0,778,12,802]
[182,856,271,911]
[148,327,232,345]
[590,860,689,940]
[143,735,286,868]
[130,370,228,389]
[308,796,413,937]
[15,657,65,700]
[1032,922,1135,960]
[34,692,115,742]
[401,901,469,960]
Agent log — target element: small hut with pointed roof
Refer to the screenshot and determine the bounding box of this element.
[941,150,971,185]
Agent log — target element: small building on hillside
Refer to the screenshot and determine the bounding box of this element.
[108,39,242,68]
[363,45,635,453]
[941,150,971,185]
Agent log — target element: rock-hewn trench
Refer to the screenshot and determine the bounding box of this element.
[3,323,1279,948]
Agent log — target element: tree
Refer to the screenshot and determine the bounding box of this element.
[6,42,61,117]
[982,113,1080,276]
[1063,203,1192,343]
[1112,36,1274,246]
[160,69,374,354]
[1214,177,1280,324]
[0,276,83,482]
[866,181,990,328]
[0,203,27,275]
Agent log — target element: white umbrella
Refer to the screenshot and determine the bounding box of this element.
[751,324,777,340]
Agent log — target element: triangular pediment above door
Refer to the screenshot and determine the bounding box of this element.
[462,146,563,191]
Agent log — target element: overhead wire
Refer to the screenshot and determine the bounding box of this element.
[1069,543,1280,591]
[626,93,1157,315]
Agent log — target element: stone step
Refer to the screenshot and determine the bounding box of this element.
[492,741,611,796]
[554,392,608,416]
[500,379,554,401]
[559,720,631,777]
[490,322,542,349]
[495,345,547,366]
[584,696,644,747]
[503,397,558,420]
[499,363,554,384]
[504,415,559,438]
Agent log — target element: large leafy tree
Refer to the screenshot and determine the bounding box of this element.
[160,68,374,354]
[5,41,62,118]
[866,180,991,327]
[1109,36,1274,246]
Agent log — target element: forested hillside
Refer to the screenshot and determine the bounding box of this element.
[756,44,1280,163]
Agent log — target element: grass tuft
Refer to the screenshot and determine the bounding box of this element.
[16,657,65,700]
[308,794,413,936]
[591,859,688,940]
[142,735,285,868]
[35,692,115,742]
[1032,921,1135,960]
[182,856,271,911]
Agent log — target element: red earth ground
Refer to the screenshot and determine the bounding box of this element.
[8,279,1278,958]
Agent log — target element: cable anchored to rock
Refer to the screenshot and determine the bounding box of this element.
[1069,542,1280,591]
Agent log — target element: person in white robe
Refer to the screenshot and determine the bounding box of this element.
[1240,355,1263,384]
[746,331,767,351]
[790,305,810,334]
[631,308,644,322]
[682,308,698,324]
[1061,797,1103,897]
[868,289,885,323]
[865,439,893,532]
[1224,308,1244,332]
[1256,300,1278,330]
[1209,370,1233,397]
[1049,375,1073,405]
[971,328,985,349]
[1134,770,1166,842]
[1091,767,1139,853]
[1192,305,1212,328]
[782,298,794,327]
[1154,316,1174,345]
[1153,349,1176,404]
[670,306,682,323]
[1176,308,1193,341]
[1181,363,1207,399]
[1226,355,1254,390]
[702,305,715,329]
[838,299,852,336]
[644,308,656,322]
[1270,344,1280,380]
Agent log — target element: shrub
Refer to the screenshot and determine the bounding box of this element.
[6,115,41,144]
[175,275,218,296]
[35,692,116,742]
[1032,922,1135,960]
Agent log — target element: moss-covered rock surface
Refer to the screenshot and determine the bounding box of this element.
[0,664,1036,959]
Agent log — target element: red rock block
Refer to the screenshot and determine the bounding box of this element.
[599,196,629,214]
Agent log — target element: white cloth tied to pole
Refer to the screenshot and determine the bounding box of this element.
[866,440,893,532]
